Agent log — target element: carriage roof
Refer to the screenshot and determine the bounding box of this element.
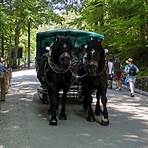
[36,29,104,62]
[36,29,104,41]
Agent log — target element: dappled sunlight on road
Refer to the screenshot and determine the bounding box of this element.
[12,69,37,78]
[110,102,148,121]
[121,134,144,143]
[1,69,148,148]
[19,98,32,102]
[108,94,148,122]
[13,81,39,86]
[6,69,40,99]
[0,109,10,114]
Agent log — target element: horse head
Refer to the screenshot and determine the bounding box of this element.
[84,38,105,76]
[49,37,73,73]
[58,42,72,69]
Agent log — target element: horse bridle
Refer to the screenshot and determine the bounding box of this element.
[47,51,72,74]
[82,49,106,77]
[47,47,105,78]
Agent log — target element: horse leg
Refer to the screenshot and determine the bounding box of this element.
[81,82,95,122]
[82,86,89,110]
[95,90,102,116]
[86,92,95,122]
[42,82,49,104]
[59,88,68,120]
[99,88,109,126]
[48,89,59,114]
[49,88,58,125]
[83,95,89,110]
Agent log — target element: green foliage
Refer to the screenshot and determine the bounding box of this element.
[138,68,148,77]
[69,0,148,75]
[0,0,64,66]
[0,0,148,74]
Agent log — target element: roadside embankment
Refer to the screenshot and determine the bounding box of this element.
[135,76,148,92]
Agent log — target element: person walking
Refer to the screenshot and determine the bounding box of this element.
[0,57,7,73]
[113,56,123,90]
[0,57,9,93]
[107,57,114,89]
[124,58,139,97]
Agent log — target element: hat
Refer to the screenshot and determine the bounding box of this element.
[126,58,133,63]
[104,48,109,53]
[0,57,4,63]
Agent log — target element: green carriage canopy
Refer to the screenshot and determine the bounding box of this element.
[36,29,104,59]
[36,29,104,40]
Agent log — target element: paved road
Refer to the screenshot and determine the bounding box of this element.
[0,69,148,148]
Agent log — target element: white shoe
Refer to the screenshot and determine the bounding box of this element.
[115,88,121,91]
[131,93,134,97]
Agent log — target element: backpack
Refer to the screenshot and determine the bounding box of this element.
[128,65,136,76]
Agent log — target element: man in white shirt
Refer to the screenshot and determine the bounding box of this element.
[107,58,114,89]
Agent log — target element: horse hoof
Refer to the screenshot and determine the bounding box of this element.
[101,116,109,126]
[86,116,96,122]
[95,115,102,123]
[101,120,109,126]
[96,115,109,126]
[49,119,58,126]
[59,114,67,120]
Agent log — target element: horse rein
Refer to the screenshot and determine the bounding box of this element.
[69,61,88,79]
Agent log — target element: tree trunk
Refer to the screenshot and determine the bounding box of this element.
[144,0,148,41]
[13,19,21,68]
[94,1,104,32]
[139,0,147,47]
[1,30,4,57]
[28,19,31,69]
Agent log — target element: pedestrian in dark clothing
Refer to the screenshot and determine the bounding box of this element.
[113,56,123,90]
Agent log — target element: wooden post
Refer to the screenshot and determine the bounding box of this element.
[0,73,6,101]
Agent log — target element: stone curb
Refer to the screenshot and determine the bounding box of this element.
[134,87,148,96]
[122,84,148,97]
[113,81,148,97]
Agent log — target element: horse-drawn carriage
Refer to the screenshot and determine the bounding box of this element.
[35,29,109,126]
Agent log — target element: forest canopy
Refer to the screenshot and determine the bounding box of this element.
[0,0,148,75]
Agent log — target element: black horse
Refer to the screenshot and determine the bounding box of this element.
[38,37,73,125]
[79,38,109,126]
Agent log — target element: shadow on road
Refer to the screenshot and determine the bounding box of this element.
[1,69,148,148]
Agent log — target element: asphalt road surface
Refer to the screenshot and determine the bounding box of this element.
[0,69,148,148]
